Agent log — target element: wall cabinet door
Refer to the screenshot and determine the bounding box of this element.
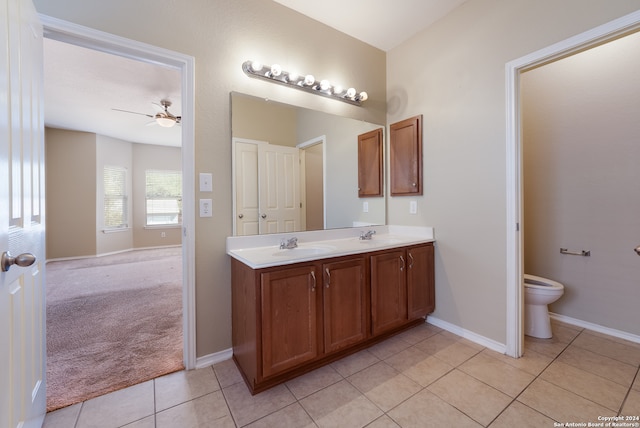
[407,244,435,319]
[390,115,423,196]
[261,265,319,378]
[358,128,384,197]
[322,258,367,353]
[370,250,407,335]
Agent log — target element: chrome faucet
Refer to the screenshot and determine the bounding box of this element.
[359,230,376,240]
[280,237,298,249]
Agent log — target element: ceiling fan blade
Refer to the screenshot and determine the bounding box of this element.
[112,108,154,118]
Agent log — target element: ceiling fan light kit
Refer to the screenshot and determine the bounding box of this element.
[242,60,368,106]
[112,99,181,128]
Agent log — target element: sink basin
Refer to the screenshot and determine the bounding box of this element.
[272,245,336,257]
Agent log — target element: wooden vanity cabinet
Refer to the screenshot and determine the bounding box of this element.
[390,115,423,196]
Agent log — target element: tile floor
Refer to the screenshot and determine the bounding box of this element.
[43,320,640,428]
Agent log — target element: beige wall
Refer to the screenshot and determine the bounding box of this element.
[34,0,386,358]
[231,94,298,146]
[386,0,640,343]
[45,128,97,259]
[522,31,640,335]
[132,143,182,248]
[303,143,323,230]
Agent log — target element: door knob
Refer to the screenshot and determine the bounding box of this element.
[635,246,640,256]
[261,214,267,219]
[238,213,244,219]
[1,251,36,272]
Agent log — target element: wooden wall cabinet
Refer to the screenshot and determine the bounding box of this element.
[231,242,434,394]
[390,115,423,196]
[357,128,384,197]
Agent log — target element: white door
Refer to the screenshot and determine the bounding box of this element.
[0,0,47,426]
[234,141,260,235]
[260,144,300,234]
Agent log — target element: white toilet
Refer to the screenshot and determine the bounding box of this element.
[524,274,565,339]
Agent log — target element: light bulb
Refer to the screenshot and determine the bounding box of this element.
[304,74,315,86]
[270,64,282,77]
[287,71,299,82]
[333,85,343,95]
[319,80,331,91]
[358,91,368,101]
[156,117,176,128]
[250,61,262,72]
[346,87,356,98]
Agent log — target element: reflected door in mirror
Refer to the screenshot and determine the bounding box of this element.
[358,128,384,197]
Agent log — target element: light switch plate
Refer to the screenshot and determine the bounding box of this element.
[363,201,369,213]
[409,200,417,214]
[199,173,213,192]
[199,199,213,217]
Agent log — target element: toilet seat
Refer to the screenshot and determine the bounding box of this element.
[524,274,564,291]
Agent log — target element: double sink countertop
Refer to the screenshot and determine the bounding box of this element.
[226,225,435,269]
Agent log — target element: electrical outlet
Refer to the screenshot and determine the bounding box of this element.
[161,232,166,238]
[199,199,213,217]
[409,200,417,214]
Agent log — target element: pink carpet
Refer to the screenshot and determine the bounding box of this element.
[46,247,184,412]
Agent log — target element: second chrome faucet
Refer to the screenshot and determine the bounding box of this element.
[280,237,298,249]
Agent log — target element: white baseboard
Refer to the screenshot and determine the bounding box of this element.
[195,347,233,369]
[426,316,507,354]
[550,313,640,344]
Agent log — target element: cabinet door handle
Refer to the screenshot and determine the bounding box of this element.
[310,271,316,291]
[408,252,414,269]
[325,267,331,288]
[400,255,405,272]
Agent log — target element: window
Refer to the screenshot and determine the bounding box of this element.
[146,170,182,226]
[104,165,128,228]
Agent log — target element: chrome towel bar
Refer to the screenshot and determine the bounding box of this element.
[560,248,591,257]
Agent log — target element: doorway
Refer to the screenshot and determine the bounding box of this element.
[505,10,640,358]
[40,14,196,405]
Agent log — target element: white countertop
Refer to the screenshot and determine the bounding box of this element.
[227,225,435,269]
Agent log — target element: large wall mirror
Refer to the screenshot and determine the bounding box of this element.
[231,92,385,236]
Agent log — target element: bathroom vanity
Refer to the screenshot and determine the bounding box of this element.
[227,226,435,394]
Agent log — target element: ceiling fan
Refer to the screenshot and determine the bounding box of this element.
[112,99,181,128]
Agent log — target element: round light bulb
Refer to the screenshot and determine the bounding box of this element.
[287,71,299,82]
[270,64,282,77]
[304,74,315,86]
[333,85,343,95]
[250,61,262,72]
[358,91,368,101]
[319,80,331,91]
[346,87,356,98]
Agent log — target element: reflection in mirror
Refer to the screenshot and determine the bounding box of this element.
[231,92,385,236]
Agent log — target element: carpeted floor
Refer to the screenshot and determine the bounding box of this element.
[46,247,184,412]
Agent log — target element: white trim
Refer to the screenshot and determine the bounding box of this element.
[505,10,640,359]
[296,135,326,149]
[296,135,327,229]
[426,316,507,355]
[39,14,198,370]
[195,348,233,369]
[550,313,640,345]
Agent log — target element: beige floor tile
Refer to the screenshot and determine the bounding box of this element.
[384,345,430,372]
[413,332,458,356]
[388,389,482,428]
[433,341,481,366]
[76,381,154,428]
[488,401,556,428]
[122,416,155,428]
[401,355,454,387]
[330,349,380,378]
[524,335,570,359]
[154,366,220,411]
[439,330,486,351]
[368,336,413,360]
[558,345,637,388]
[366,415,401,428]
[299,380,383,428]
[394,323,442,345]
[43,403,81,428]
[427,369,511,426]
[584,329,640,350]
[481,348,553,376]
[285,364,343,400]
[223,382,296,427]
[572,332,640,366]
[459,351,535,397]
[156,391,234,428]
[518,378,611,423]
[348,361,422,412]
[245,403,317,428]
[214,358,245,388]
[541,361,628,411]
[633,373,640,391]
[551,323,583,343]
[622,389,640,416]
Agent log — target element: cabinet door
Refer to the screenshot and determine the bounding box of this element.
[323,258,367,353]
[358,128,384,197]
[261,265,319,378]
[390,115,422,196]
[407,244,435,319]
[370,250,407,335]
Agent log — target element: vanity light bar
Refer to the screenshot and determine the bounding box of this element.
[242,60,368,106]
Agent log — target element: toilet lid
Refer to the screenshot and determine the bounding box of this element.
[524,274,564,289]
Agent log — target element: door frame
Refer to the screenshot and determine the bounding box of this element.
[39,14,197,369]
[505,10,640,358]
